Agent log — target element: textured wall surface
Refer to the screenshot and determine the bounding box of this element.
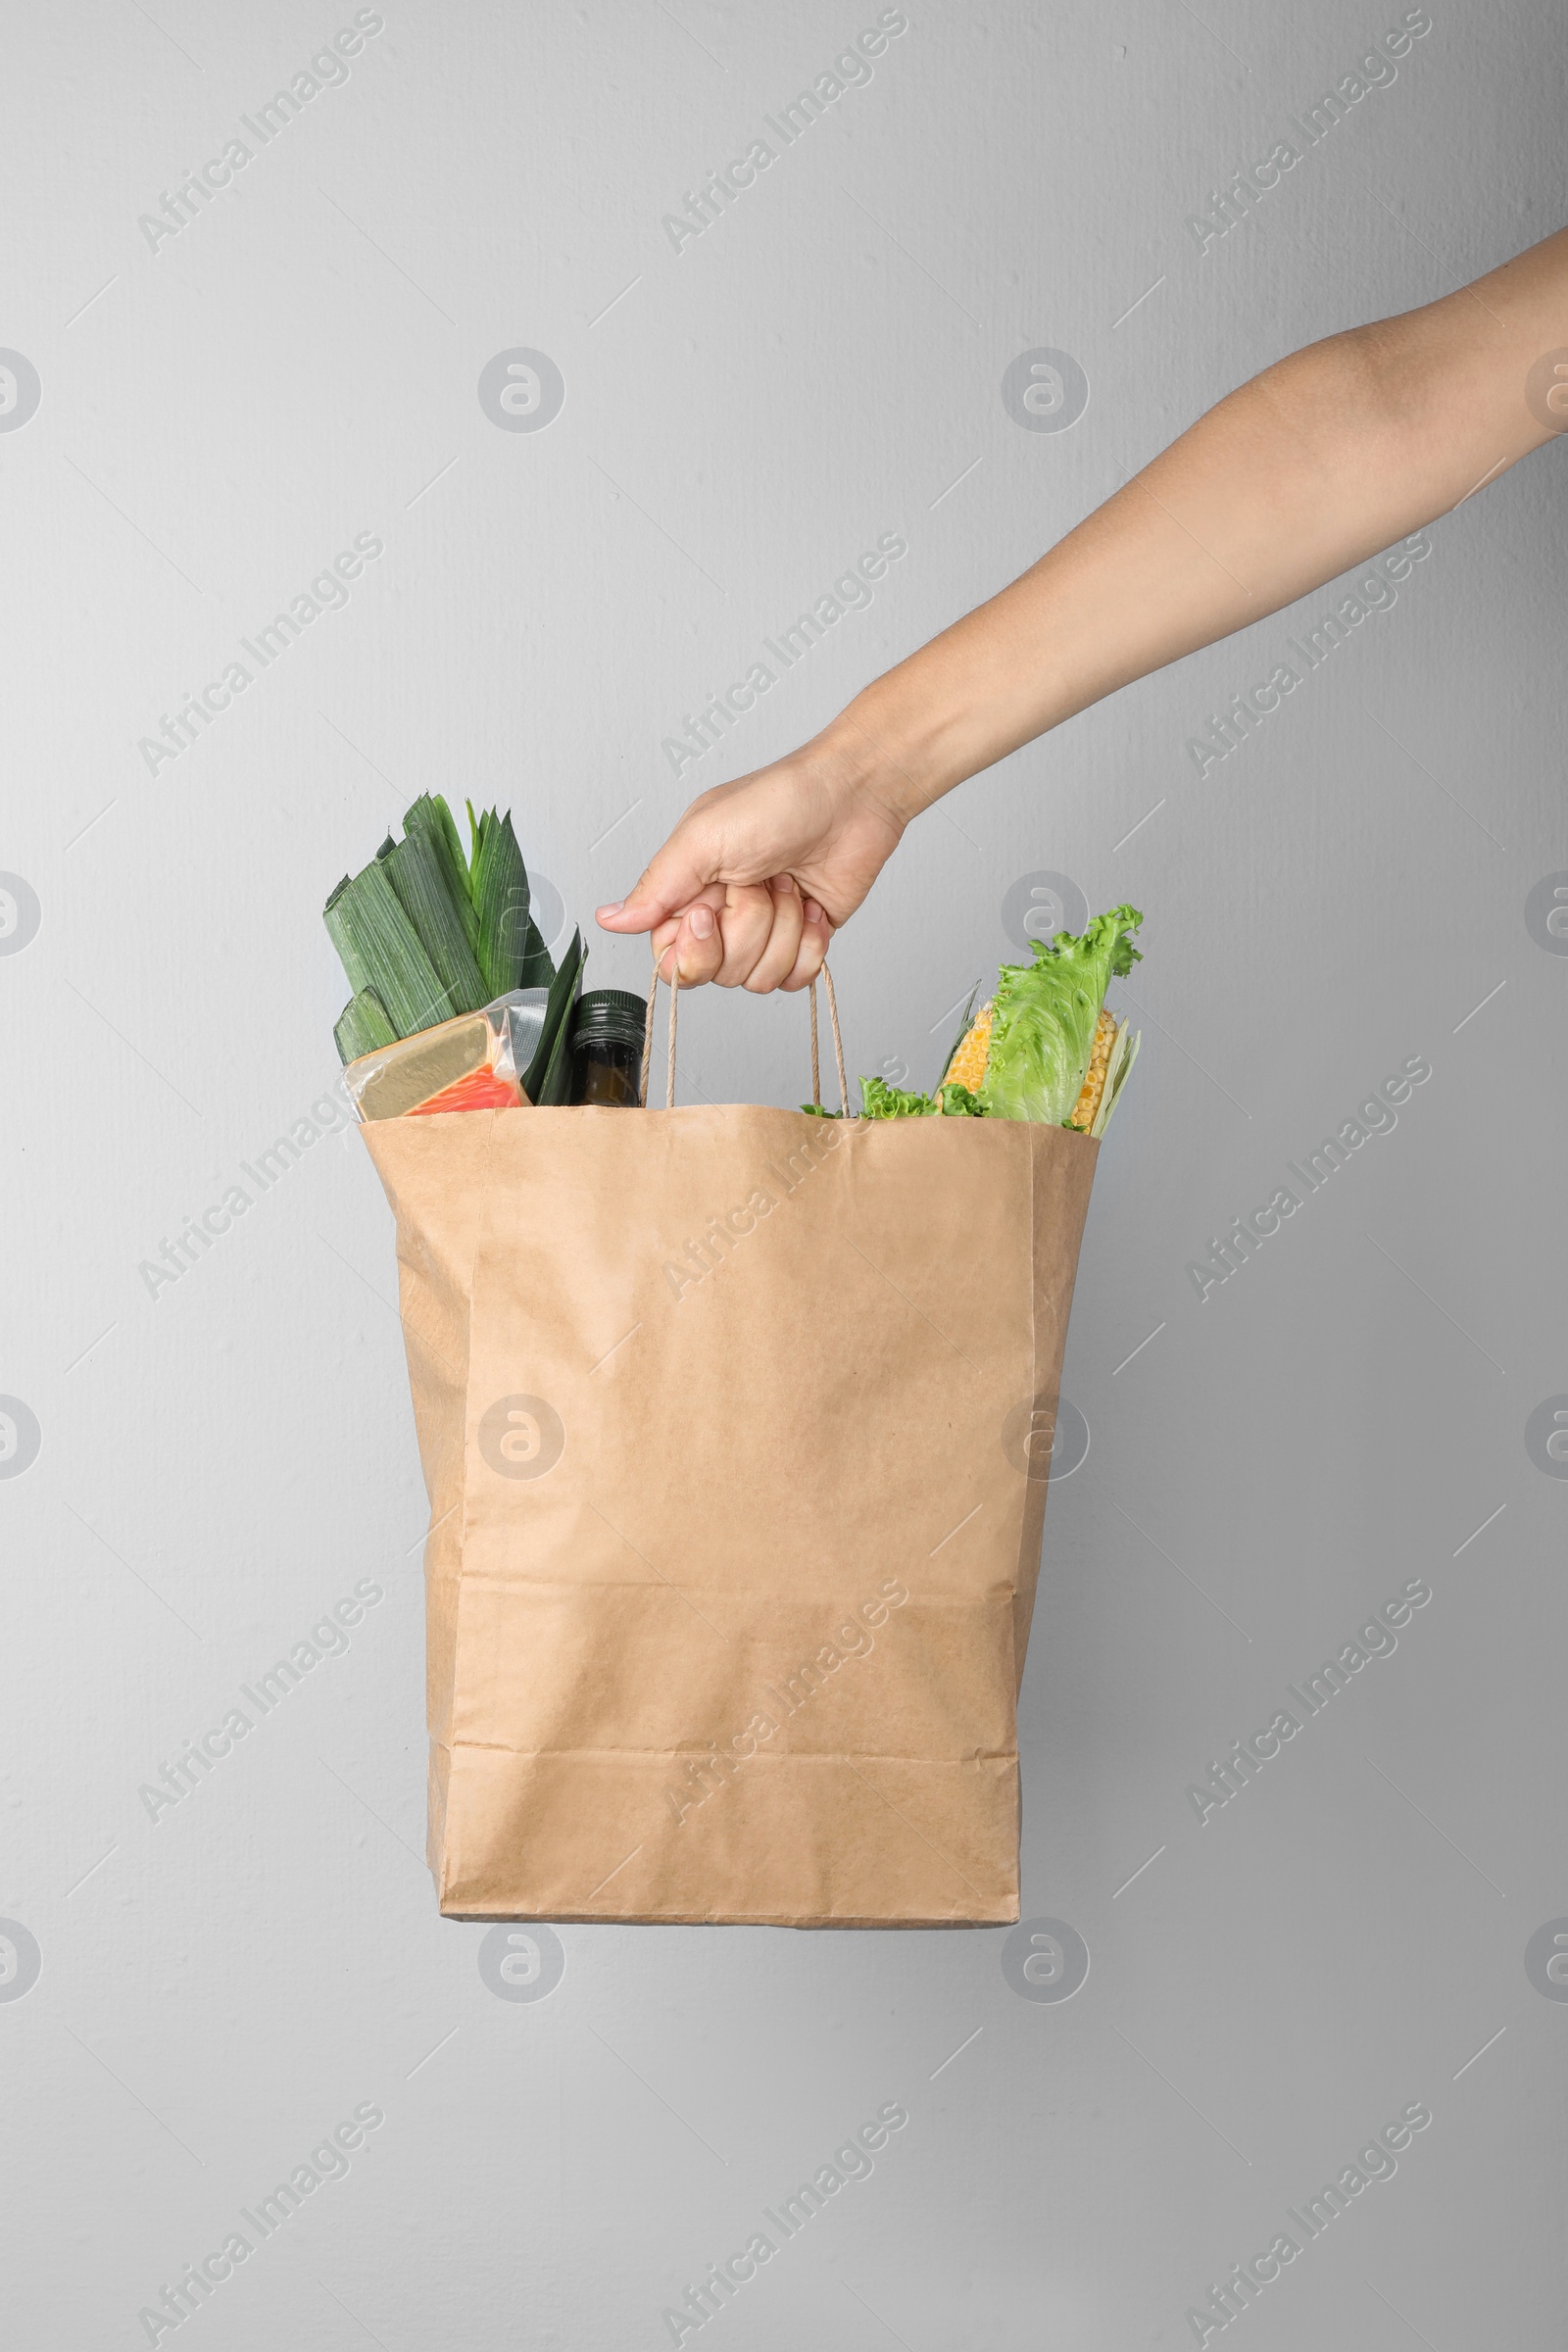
[4,3,1566,2345]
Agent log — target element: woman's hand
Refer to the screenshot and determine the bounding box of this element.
[595,725,909,989]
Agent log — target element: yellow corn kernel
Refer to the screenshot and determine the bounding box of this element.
[942,1002,994,1097]
[1069,1007,1117,1131]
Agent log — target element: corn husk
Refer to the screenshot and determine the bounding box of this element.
[941,1000,993,1099]
[1068,1006,1118,1132]
[934,985,981,1090]
[1091,1018,1139,1137]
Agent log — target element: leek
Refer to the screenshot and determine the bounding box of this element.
[383,825,488,1014]
[324,858,455,1039]
[523,928,584,1103]
[333,989,398,1064]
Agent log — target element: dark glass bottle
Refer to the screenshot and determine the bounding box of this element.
[569,989,648,1106]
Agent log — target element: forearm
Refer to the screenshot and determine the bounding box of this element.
[834,239,1564,817]
[607,227,1565,987]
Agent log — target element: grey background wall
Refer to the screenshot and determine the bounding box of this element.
[3,2,1565,2345]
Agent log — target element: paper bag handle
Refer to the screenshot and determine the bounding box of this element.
[639,956,850,1116]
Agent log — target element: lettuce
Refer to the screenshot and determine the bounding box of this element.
[857,1077,985,1120]
[859,1077,940,1119]
[979,906,1143,1126]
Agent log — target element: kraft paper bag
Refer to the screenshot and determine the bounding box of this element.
[363,1068,1097,1927]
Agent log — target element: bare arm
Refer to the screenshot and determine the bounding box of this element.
[598,225,1568,989]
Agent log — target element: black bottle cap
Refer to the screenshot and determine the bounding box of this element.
[570,989,648,1052]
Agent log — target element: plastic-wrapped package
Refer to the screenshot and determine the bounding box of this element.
[345,989,550,1122]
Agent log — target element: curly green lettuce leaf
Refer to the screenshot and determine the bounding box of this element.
[855,1076,986,1120]
[979,905,1143,1126]
[859,1077,941,1119]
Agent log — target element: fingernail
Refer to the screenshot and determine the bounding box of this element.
[596,900,624,918]
[772,872,798,895]
[803,898,824,924]
[689,905,715,940]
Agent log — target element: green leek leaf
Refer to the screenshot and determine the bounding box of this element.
[524,928,583,1102]
[383,825,488,1014]
[405,795,479,956]
[468,803,533,996]
[333,989,397,1064]
[517,910,555,990]
[323,857,454,1039]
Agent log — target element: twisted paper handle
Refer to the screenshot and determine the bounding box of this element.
[640,957,849,1115]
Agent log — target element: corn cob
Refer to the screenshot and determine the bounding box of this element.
[940,1002,994,1099]
[1069,1006,1118,1131]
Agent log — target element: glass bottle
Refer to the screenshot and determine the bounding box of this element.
[569,989,648,1106]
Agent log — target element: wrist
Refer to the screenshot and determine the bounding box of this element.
[813,691,945,832]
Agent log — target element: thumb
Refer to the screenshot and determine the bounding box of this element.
[595,813,718,935]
